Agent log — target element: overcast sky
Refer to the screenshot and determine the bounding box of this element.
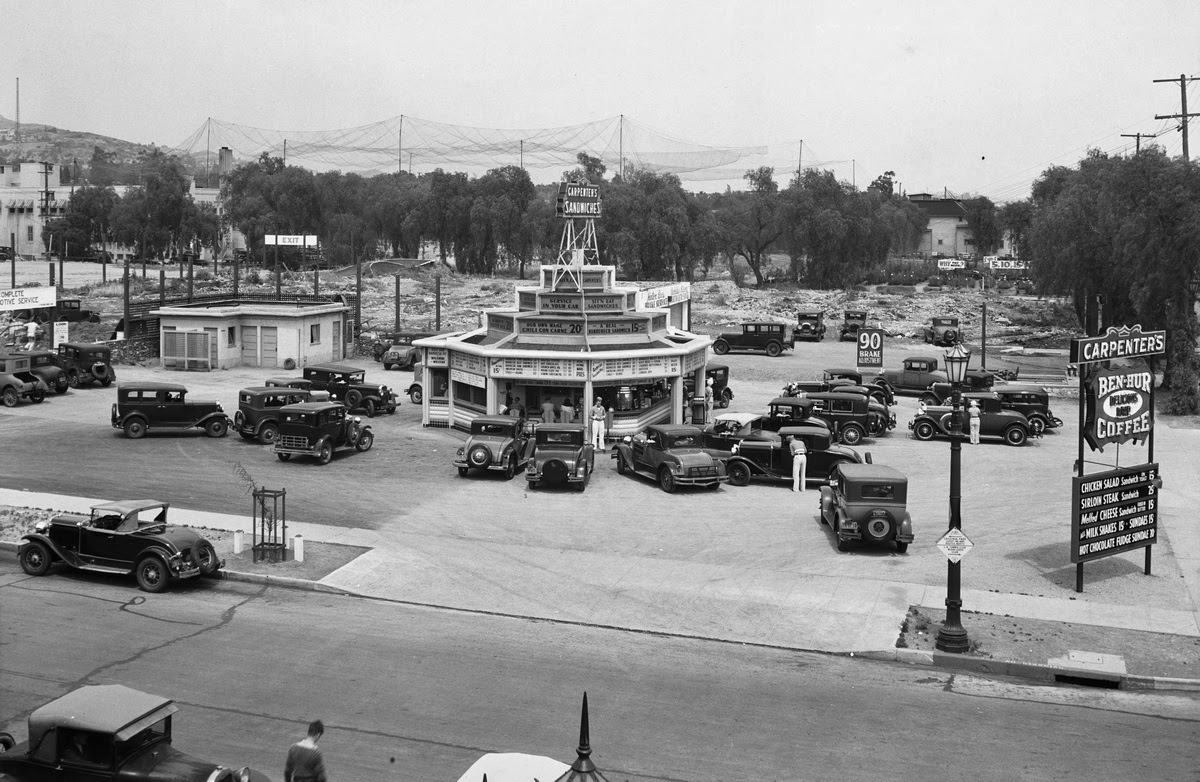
[7,0,1200,200]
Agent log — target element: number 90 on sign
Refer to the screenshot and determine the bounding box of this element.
[858,331,882,351]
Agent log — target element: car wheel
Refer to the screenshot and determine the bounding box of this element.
[258,423,279,445]
[136,557,169,593]
[1005,426,1028,446]
[0,731,14,752]
[317,441,333,465]
[124,419,147,439]
[346,390,363,409]
[192,540,220,575]
[206,419,229,438]
[383,363,394,371]
[895,541,909,553]
[914,421,936,441]
[468,444,491,468]
[1029,417,1046,436]
[720,389,733,407]
[1,387,17,407]
[503,455,516,480]
[277,452,292,461]
[658,467,677,494]
[30,390,45,403]
[100,376,114,387]
[54,380,68,395]
[766,341,782,357]
[865,516,893,541]
[410,387,423,405]
[67,369,80,388]
[458,466,469,477]
[19,541,52,576]
[239,432,257,441]
[728,461,751,486]
[362,399,376,418]
[840,424,864,445]
[712,339,730,355]
[616,454,627,475]
[836,538,851,552]
[944,329,958,344]
[355,430,374,452]
[919,393,939,407]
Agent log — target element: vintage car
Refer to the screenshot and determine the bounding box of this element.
[378,331,436,370]
[839,310,869,342]
[17,500,222,592]
[923,316,961,346]
[725,423,863,488]
[0,685,271,781]
[909,392,1037,446]
[795,310,827,341]
[611,424,728,493]
[263,376,314,390]
[760,396,822,432]
[11,297,101,324]
[301,363,398,417]
[916,373,1002,407]
[871,356,948,395]
[526,423,595,491]
[701,412,777,454]
[822,368,894,405]
[683,363,734,409]
[56,341,116,388]
[991,383,1063,435]
[456,414,536,479]
[234,386,330,444]
[111,382,231,439]
[14,349,69,394]
[273,401,374,464]
[805,391,894,444]
[0,353,50,406]
[711,321,795,357]
[819,462,914,552]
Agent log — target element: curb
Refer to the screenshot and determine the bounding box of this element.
[858,648,1200,693]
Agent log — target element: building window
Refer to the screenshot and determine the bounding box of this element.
[227,327,236,346]
[937,239,944,246]
[27,226,33,242]
[310,324,321,344]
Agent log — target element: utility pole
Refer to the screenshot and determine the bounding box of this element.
[1120,132,1158,154]
[1154,73,1199,161]
[40,162,52,269]
[796,139,803,182]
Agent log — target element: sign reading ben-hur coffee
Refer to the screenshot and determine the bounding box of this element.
[1068,324,1166,590]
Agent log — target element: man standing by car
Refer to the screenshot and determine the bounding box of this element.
[968,399,981,444]
[789,435,808,492]
[285,720,328,782]
[590,396,606,450]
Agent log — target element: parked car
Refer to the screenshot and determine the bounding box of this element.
[263,376,314,390]
[405,363,426,404]
[234,386,330,444]
[12,297,101,324]
[872,356,948,395]
[371,330,436,364]
[822,368,894,405]
[916,373,1002,407]
[17,500,222,592]
[0,684,271,781]
[990,383,1063,435]
[725,423,863,487]
[13,349,69,394]
[701,412,776,454]
[526,423,595,491]
[711,321,795,357]
[0,353,49,406]
[760,396,823,432]
[611,424,728,493]
[683,363,734,408]
[818,462,914,552]
[805,391,894,444]
[56,341,116,388]
[909,392,1037,446]
[795,310,827,341]
[455,414,536,479]
[301,363,398,417]
[111,382,231,439]
[839,310,869,342]
[923,316,961,346]
[273,401,375,464]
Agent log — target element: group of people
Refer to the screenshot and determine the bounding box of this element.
[501,394,611,450]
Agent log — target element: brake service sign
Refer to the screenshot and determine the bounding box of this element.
[856,328,884,369]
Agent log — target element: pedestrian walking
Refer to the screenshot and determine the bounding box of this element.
[540,397,556,424]
[703,378,714,424]
[968,399,980,444]
[590,396,606,450]
[789,435,808,492]
[284,720,328,782]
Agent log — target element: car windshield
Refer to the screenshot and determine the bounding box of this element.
[476,424,511,436]
[283,411,315,424]
[116,717,169,761]
[540,431,581,445]
[862,484,895,499]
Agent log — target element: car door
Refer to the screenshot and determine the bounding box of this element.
[80,520,133,569]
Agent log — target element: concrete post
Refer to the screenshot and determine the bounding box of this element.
[294,534,305,562]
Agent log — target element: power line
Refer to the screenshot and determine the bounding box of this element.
[1153,73,1199,161]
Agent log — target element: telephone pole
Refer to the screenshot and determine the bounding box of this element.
[1154,73,1199,161]
[1121,132,1157,154]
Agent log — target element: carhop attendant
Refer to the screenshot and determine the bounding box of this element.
[590,397,606,450]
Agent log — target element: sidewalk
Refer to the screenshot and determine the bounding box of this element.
[4,486,1198,691]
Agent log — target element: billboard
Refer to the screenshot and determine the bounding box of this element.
[0,286,57,312]
[936,259,965,270]
[555,181,602,219]
[1071,464,1159,563]
[855,328,884,369]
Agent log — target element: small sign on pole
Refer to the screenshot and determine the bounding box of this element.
[937,528,974,563]
[855,328,884,369]
[52,321,69,349]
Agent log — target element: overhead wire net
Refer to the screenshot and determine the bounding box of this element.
[173,114,772,186]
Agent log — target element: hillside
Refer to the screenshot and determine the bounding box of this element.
[0,114,162,177]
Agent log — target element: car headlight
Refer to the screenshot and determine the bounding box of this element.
[34,521,49,534]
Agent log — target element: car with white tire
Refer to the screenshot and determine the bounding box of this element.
[56,342,116,388]
[455,415,536,479]
[818,463,914,552]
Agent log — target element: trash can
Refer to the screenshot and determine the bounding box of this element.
[690,397,708,426]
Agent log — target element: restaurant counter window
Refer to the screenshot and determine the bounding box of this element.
[452,380,486,410]
[431,369,449,398]
[310,323,321,344]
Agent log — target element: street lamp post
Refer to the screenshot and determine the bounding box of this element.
[936,342,972,654]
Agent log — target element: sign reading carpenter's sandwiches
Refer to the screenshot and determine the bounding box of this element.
[1085,367,1153,450]
[556,180,602,219]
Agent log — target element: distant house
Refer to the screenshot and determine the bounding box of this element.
[909,193,1019,259]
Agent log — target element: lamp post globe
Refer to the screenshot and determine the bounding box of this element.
[936,342,972,654]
